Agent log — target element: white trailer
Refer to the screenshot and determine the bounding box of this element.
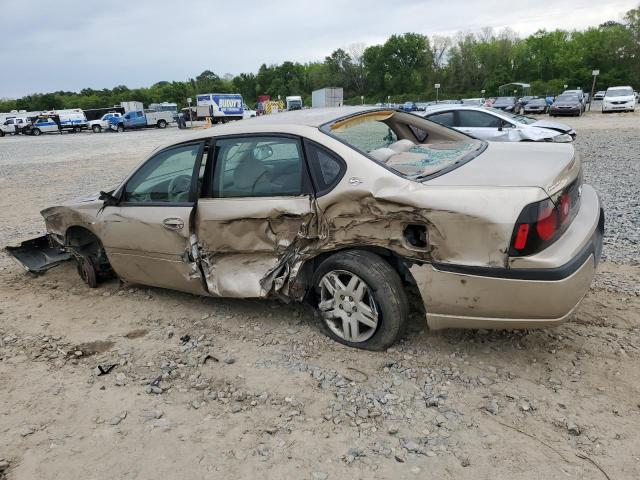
[312,88,343,108]
[120,101,144,112]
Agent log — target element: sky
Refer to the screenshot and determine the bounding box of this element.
[1,0,637,98]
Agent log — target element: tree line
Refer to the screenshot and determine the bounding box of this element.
[2,5,638,112]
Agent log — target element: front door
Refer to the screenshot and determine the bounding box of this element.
[97,141,208,295]
[455,110,512,141]
[194,134,317,298]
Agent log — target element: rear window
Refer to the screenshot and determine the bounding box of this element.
[331,116,397,153]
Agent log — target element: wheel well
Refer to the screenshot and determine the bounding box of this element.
[65,226,103,257]
[297,246,426,316]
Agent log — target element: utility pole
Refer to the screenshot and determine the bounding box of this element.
[434,83,440,104]
[187,97,193,128]
[589,70,599,111]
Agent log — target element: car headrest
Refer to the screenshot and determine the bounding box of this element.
[369,148,396,163]
[388,139,415,153]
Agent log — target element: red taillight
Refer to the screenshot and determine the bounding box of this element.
[510,179,581,257]
[536,202,558,241]
[514,224,530,250]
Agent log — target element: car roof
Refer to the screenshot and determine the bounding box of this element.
[151,106,389,150]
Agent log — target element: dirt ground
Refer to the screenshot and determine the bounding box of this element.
[1,111,639,479]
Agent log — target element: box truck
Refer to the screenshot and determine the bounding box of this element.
[196,93,244,123]
[286,95,303,110]
[120,101,145,113]
[312,88,343,108]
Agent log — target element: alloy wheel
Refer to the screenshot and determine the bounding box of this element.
[318,270,379,343]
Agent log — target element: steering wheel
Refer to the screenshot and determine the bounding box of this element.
[168,174,192,202]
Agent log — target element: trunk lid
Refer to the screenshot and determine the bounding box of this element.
[425,141,581,196]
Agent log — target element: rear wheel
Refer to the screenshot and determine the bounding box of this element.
[0,130,4,137]
[157,119,167,128]
[312,250,408,351]
[32,128,41,136]
[92,125,102,133]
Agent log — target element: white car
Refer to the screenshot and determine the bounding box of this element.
[418,105,576,142]
[88,113,123,133]
[243,104,257,119]
[602,86,636,113]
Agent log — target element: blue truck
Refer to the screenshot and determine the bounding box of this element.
[122,110,174,130]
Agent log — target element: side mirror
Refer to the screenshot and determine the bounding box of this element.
[253,145,273,161]
[99,190,119,207]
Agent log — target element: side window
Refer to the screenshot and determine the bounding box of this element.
[457,111,502,128]
[304,140,346,196]
[136,111,144,118]
[212,136,307,198]
[125,143,202,203]
[426,111,454,127]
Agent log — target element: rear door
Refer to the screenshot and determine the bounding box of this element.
[96,141,209,295]
[194,134,317,298]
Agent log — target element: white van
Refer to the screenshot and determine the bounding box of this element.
[602,86,636,113]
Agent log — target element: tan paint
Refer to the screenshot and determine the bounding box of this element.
[31,107,599,330]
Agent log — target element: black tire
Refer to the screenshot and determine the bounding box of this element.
[117,124,124,132]
[157,119,167,128]
[92,125,102,133]
[312,250,409,351]
[76,255,98,288]
[32,128,41,136]
[0,130,4,137]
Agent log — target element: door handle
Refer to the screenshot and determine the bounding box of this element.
[162,218,184,230]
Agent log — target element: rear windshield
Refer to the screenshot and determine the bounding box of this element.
[328,111,484,180]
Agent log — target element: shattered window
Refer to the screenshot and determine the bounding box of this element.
[331,119,397,153]
[213,136,305,198]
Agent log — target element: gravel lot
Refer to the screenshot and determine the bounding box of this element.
[0,112,639,479]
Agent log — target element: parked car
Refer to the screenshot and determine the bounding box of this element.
[518,96,537,106]
[549,95,584,117]
[602,86,636,113]
[6,107,602,350]
[562,89,586,106]
[523,98,549,114]
[88,113,124,133]
[402,101,417,112]
[122,110,174,129]
[460,98,484,106]
[418,105,575,142]
[593,91,606,100]
[491,96,520,113]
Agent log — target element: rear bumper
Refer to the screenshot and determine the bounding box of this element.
[411,186,603,330]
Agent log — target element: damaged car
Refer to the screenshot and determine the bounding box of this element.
[419,105,576,142]
[5,107,603,350]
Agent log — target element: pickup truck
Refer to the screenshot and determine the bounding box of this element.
[0,117,31,136]
[122,110,174,130]
[88,113,124,133]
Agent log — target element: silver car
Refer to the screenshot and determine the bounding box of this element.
[419,105,575,142]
